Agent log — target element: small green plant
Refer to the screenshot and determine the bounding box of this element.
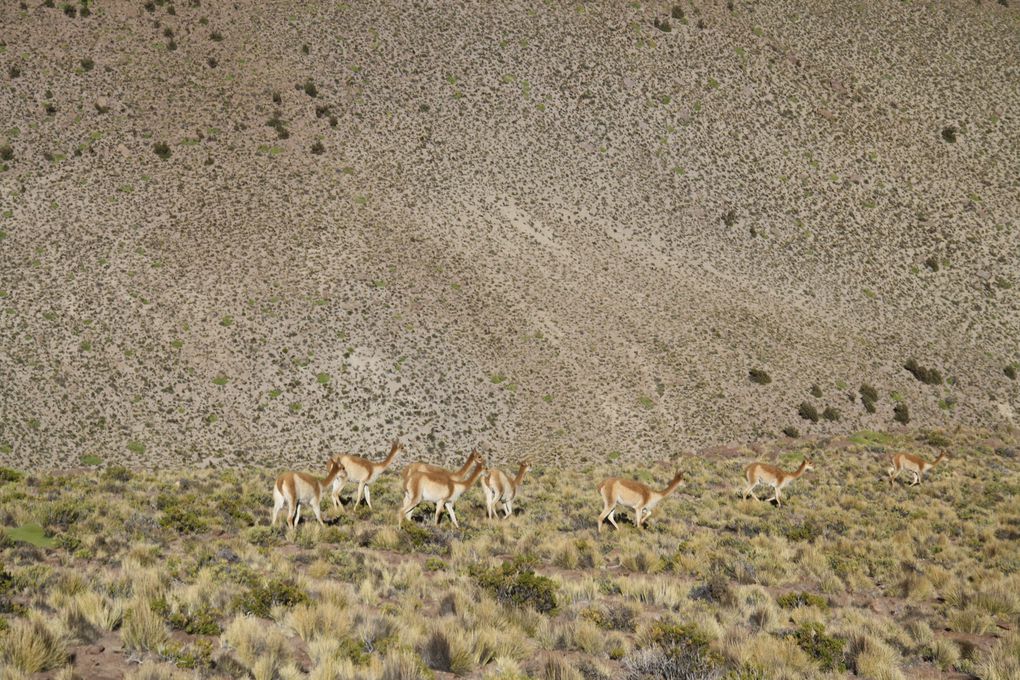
[893,402,910,424]
[126,440,145,455]
[748,368,771,385]
[777,591,828,609]
[798,402,819,423]
[793,622,846,672]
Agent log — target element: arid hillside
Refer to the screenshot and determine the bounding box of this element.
[1,0,1018,468]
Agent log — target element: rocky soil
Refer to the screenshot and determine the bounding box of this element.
[0,0,1018,468]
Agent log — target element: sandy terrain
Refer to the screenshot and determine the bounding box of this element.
[0,0,1018,468]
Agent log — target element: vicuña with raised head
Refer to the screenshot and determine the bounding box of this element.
[482,458,532,519]
[398,460,485,528]
[742,458,813,507]
[271,458,345,528]
[597,470,684,533]
[888,450,946,486]
[332,438,403,511]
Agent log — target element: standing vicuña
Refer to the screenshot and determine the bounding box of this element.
[398,461,485,527]
[597,471,684,533]
[482,458,532,519]
[742,458,813,507]
[272,458,346,528]
[888,450,946,486]
[332,439,403,511]
[402,449,483,484]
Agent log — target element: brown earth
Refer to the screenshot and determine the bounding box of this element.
[0,0,1018,469]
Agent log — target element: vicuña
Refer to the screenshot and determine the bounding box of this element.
[888,450,946,486]
[332,439,403,510]
[597,470,684,533]
[742,458,813,507]
[271,458,345,528]
[398,461,485,527]
[482,458,531,519]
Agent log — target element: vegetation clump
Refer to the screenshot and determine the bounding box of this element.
[859,383,879,413]
[470,554,557,613]
[794,622,846,672]
[822,406,841,422]
[904,358,943,385]
[798,402,819,422]
[153,141,172,159]
[748,368,771,385]
[894,402,910,424]
[232,576,309,619]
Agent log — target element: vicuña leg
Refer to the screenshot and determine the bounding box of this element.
[446,503,460,528]
[364,485,372,509]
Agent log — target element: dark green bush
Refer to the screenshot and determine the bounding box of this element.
[153,599,223,635]
[470,554,557,614]
[0,468,23,483]
[783,519,821,542]
[810,384,823,398]
[782,426,800,439]
[794,622,846,672]
[798,402,819,423]
[80,57,94,71]
[904,358,943,385]
[894,403,910,424]
[822,407,841,422]
[777,591,828,609]
[41,500,82,530]
[859,383,879,402]
[0,145,13,162]
[310,141,324,155]
[153,141,172,159]
[160,506,207,534]
[303,79,317,97]
[232,577,309,618]
[921,431,950,448]
[748,368,771,385]
[102,465,131,482]
[1005,364,1017,380]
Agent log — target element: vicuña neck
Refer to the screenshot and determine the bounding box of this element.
[379,441,400,469]
[660,476,683,497]
[513,464,529,487]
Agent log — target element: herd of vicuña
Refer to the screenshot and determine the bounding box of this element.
[270,440,950,532]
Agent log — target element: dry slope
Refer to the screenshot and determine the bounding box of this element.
[0,0,1018,467]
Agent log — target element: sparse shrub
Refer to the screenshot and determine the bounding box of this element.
[921,431,950,448]
[793,622,846,672]
[810,384,823,398]
[859,383,879,412]
[8,65,21,79]
[653,17,672,31]
[924,255,940,272]
[722,209,738,227]
[310,140,325,155]
[0,614,68,672]
[232,577,308,619]
[777,591,828,610]
[1005,364,1017,380]
[122,599,169,652]
[152,598,222,635]
[624,621,724,678]
[80,57,94,71]
[782,426,800,439]
[207,57,217,68]
[822,406,841,422]
[798,402,819,423]
[158,504,207,534]
[0,467,23,483]
[303,79,318,97]
[671,5,685,20]
[470,554,557,613]
[748,368,771,385]
[153,141,172,159]
[209,30,223,41]
[904,358,943,385]
[941,126,957,143]
[893,403,910,424]
[103,465,131,482]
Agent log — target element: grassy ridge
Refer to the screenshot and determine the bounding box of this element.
[0,430,1018,679]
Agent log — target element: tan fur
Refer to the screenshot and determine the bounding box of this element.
[597,471,684,533]
[271,459,345,528]
[331,439,403,511]
[481,458,532,519]
[402,449,482,483]
[398,462,485,528]
[742,459,814,506]
[888,450,946,486]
